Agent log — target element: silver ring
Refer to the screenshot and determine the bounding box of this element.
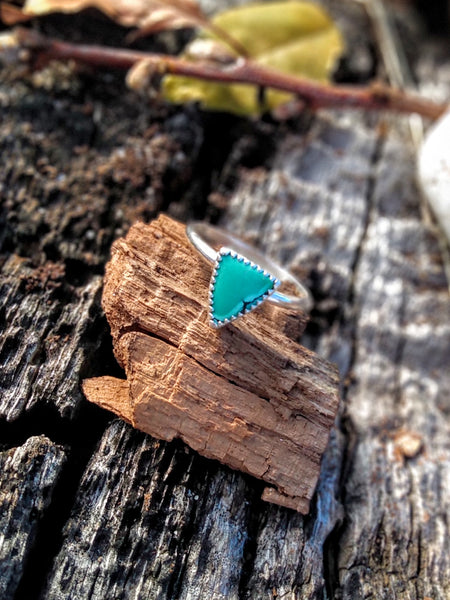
[187,222,313,328]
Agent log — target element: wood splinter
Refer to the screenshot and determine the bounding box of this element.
[82,215,340,513]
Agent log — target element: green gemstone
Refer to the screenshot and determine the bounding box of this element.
[211,252,277,324]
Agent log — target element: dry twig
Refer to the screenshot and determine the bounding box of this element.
[2,27,448,120]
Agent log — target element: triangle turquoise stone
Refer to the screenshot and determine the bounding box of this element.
[210,250,279,327]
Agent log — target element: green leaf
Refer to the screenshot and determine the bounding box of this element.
[162,0,344,116]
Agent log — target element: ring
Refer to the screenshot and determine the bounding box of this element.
[186,222,313,328]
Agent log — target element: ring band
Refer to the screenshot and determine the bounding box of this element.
[187,222,312,328]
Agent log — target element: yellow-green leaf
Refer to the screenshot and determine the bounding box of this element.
[162,0,344,116]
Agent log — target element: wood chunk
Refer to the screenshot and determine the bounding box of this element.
[83,215,340,513]
[82,377,132,424]
[0,437,66,600]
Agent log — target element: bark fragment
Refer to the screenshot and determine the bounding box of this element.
[83,215,340,513]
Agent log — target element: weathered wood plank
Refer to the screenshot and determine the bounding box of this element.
[43,420,253,600]
[0,0,449,597]
[0,62,195,422]
[0,437,66,600]
[0,255,103,420]
[217,109,378,596]
[83,215,340,512]
[216,57,450,600]
[337,129,450,600]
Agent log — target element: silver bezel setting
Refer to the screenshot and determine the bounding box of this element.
[209,247,281,328]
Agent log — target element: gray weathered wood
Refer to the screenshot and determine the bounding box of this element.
[0,64,193,422]
[43,420,252,600]
[1,0,449,598]
[0,255,102,420]
[218,113,450,598]
[337,128,450,599]
[0,437,66,600]
[218,109,379,597]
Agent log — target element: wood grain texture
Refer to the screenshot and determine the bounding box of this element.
[0,437,66,600]
[218,110,380,597]
[1,0,449,597]
[337,129,450,599]
[0,56,193,423]
[43,419,252,600]
[0,255,103,420]
[83,215,340,513]
[219,111,450,597]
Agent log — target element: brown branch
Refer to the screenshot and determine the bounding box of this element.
[9,28,449,120]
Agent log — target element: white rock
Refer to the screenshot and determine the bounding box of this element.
[417,110,450,243]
